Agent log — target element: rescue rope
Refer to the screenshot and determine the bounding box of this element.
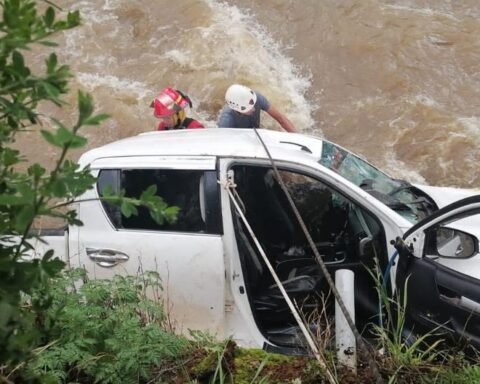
[251,128,385,384]
[224,180,337,384]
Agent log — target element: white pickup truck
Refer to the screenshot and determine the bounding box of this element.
[34,128,480,353]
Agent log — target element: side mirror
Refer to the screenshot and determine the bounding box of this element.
[433,227,477,259]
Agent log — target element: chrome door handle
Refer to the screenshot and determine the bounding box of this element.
[86,248,129,268]
[458,296,480,315]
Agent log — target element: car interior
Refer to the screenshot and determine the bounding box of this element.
[230,164,389,349]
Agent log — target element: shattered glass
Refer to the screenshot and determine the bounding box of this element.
[319,141,436,223]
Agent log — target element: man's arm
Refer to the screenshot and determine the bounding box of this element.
[266,106,297,133]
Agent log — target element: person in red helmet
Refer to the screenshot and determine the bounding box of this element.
[151,88,205,131]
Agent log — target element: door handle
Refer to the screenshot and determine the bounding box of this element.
[458,296,480,315]
[86,248,129,268]
[438,285,480,314]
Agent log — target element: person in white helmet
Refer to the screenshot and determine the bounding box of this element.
[217,84,297,132]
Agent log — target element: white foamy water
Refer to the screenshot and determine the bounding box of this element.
[381,3,460,20]
[383,149,427,184]
[458,117,480,137]
[204,0,314,129]
[49,0,316,133]
[76,73,153,99]
[409,95,440,108]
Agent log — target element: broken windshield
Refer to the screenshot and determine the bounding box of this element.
[318,141,436,223]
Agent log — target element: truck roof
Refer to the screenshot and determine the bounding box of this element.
[78,128,325,167]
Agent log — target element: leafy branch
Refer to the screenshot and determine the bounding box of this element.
[101,184,180,225]
[0,1,178,380]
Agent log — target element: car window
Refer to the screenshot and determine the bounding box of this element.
[319,141,436,223]
[97,169,208,233]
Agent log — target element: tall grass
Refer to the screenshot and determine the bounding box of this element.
[367,258,446,381]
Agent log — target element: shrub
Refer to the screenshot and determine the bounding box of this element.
[26,269,190,383]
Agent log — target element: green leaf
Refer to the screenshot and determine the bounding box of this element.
[165,206,180,216]
[12,50,28,76]
[77,91,94,125]
[50,179,67,197]
[164,206,180,224]
[15,205,35,231]
[0,194,31,206]
[140,185,157,200]
[56,126,75,143]
[46,53,57,74]
[149,210,165,225]
[41,127,87,149]
[67,217,83,226]
[42,258,65,276]
[120,201,138,218]
[38,40,58,47]
[44,7,55,27]
[83,113,110,126]
[2,148,21,166]
[43,249,55,261]
[100,185,114,197]
[12,50,24,69]
[41,82,60,99]
[41,129,62,148]
[67,10,81,27]
[68,133,87,148]
[28,164,46,179]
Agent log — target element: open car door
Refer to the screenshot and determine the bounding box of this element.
[395,195,480,348]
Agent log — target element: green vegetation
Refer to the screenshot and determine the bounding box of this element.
[365,259,479,384]
[24,269,190,383]
[2,269,326,383]
[0,0,176,381]
[5,268,476,383]
[372,271,444,373]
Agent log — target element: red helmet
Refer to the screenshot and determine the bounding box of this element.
[153,88,191,118]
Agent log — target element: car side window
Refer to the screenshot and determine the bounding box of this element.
[97,169,217,234]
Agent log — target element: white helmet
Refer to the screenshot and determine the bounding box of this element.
[225,84,257,113]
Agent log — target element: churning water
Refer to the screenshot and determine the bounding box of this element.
[16,0,480,188]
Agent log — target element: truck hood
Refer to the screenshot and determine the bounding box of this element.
[414,184,480,209]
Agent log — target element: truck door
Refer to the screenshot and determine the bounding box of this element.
[74,156,225,336]
[219,160,403,349]
[396,195,480,347]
